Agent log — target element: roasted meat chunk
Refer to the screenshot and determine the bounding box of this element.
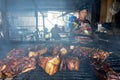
[0,57,36,78]
[60,56,79,71]
[38,56,60,76]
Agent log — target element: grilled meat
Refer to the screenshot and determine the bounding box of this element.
[0,57,36,78]
[7,49,27,59]
[45,56,60,76]
[38,56,53,70]
[38,56,60,76]
[60,56,79,71]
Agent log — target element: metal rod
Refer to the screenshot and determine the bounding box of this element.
[35,11,39,41]
[42,13,45,38]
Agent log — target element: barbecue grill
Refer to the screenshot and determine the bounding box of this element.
[0,38,120,80]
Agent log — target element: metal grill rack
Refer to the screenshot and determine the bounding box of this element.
[13,58,98,80]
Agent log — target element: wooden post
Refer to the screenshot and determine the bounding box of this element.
[100,0,114,23]
[100,0,108,23]
[106,0,114,22]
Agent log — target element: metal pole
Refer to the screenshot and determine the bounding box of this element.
[42,13,45,39]
[35,11,39,41]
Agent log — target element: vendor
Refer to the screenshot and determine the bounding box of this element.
[73,6,95,44]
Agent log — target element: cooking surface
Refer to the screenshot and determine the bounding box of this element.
[0,36,120,80]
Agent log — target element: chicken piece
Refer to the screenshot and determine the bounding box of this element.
[0,64,6,78]
[67,57,79,71]
[0,61,6,72]
[99,51,110,63]
[0,59,14,78]
[59,59,66,71]
[91,51,110,70]
[45,56,60,76]
[60,47,68,56]
[60,57,79,71]
[91,50,110,64]
[2,64,14,78]
[0,62,6,78]
[67,60,74,71]
[38,56,53,70]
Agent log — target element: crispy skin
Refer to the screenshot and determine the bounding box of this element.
[45,56,60,76]
[38,56,53,70]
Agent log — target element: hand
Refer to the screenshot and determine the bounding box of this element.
[80,26,87,31]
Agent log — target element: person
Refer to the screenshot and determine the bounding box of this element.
[51,24,61,40]
[73,6,96,44]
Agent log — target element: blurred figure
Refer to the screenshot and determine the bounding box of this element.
[51,24,61,40]
[61,26,65,32]
[44,27,51,40]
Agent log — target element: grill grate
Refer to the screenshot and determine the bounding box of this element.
[106,54,120,73]
[13,59,98,80]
